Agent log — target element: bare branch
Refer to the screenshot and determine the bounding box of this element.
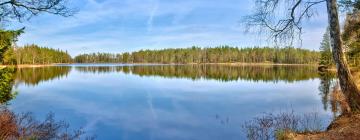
[0,0,75,23]
[243,0,326,46]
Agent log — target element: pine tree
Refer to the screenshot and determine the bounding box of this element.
[319,28,333,66]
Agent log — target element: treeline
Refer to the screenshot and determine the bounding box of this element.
[3,44,72,65]
[74,46,320,64]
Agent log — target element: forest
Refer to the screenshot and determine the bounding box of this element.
[2,44,72,65]
[74,46,320,64]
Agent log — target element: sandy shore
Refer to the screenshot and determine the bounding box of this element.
[0,64,57,68]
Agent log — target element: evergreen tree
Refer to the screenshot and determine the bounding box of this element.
[13,44,72,65]
[319,28,334,66]
[0,29,23,64]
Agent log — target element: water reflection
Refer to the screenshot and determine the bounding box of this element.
[75,65,320,82]
[242,71,347,140]
[15,66,71,86]
[10,65,324,85]
[1,67,92,140]
[318,72,337,111]
[4,65,338,139]
[317,71,348,117]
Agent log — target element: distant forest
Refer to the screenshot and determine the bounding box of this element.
[3,44,72,65]
[1,45,320,65]
[74,46,320,64]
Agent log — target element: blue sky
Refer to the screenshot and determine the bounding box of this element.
[11,0,329,56]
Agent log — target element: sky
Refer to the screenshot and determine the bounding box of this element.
[10,0,329,56]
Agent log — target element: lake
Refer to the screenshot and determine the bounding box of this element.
[1,64,335,139]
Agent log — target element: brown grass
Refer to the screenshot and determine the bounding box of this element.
[290,113,360,140]
[352,68,360,87]
[242,110,323,140]
[0,106,94,140]
[0,108,18,139]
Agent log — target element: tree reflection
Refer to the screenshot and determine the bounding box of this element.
[75,65,321,82]
[318,71,350,117]
[15,66,71,86]
[1,67,93,140]
[318,72,336,111]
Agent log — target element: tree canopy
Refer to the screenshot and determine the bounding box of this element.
[11,44,72,65]
[74,46,320,64]
[0,29,23,64]
[319,28,334,66]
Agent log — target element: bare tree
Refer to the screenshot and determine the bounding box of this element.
[0,0,74,23]
[244,0,360,112]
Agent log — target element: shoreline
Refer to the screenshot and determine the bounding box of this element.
[65,62,318,66]
[200,62,318,66]
[0,64,57,68]
[0,62,318,68]
[290,113,360,140]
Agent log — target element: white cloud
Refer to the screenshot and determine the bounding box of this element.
[13,0,327,56]
[147,0,159,32]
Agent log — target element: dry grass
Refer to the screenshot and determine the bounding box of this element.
[0,106,94,140]
[0,108,18,139]
[242,110,323,140]
[351,68,360,88]
[330,83,351,114]
[291,113,360,140]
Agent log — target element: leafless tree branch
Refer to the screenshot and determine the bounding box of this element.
[0,0,75,23]
[243,0,326,46]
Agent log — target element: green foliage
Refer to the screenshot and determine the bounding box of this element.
[0,67,16,104]
[0,29,23,64]
[74,46,320,64]
[14,44,72,65]
[2,46,17,65]
[319,28,334,66]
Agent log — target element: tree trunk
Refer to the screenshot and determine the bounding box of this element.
[326,0,360,112]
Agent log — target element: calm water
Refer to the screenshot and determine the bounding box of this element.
[2,64,335,139]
